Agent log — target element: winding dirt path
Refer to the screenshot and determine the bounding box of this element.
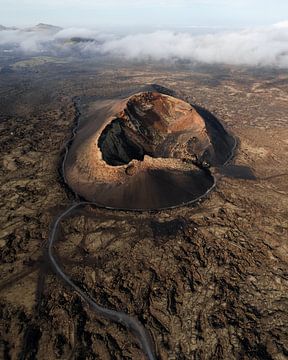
[48,201,156,360]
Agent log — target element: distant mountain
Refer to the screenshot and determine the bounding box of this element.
[0,23,62,33]
[68,37,96,44]
[35,23,62,31]
[24,23,63,33]
[0,25,18,31]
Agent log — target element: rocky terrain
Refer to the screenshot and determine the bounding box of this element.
[0,59,288,359]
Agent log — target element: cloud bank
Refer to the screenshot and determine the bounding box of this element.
[0,22,288,67]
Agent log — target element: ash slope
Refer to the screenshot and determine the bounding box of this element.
[65,90,235,210]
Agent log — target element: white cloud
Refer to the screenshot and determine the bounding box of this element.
[273,21,288,29]
[1,23,288,68]
[54,28,99,39]
[88,24,288,67]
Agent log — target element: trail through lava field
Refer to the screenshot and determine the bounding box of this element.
[0,61,288,360]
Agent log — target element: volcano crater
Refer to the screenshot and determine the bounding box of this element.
[65,90,235,210]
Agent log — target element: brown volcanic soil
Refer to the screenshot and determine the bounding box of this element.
[0,60,288,360]
[65,91,234,209]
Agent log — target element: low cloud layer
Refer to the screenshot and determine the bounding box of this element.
[1,22,288,67]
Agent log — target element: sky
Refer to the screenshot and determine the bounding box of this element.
[1,0,288,28]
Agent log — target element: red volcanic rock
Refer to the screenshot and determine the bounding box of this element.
[64,91,234,209]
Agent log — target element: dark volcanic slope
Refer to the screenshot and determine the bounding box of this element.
[82,168,215,210]
[65,90,235,209]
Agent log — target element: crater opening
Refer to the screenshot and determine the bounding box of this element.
[98,92,210,167]
[98,119,148,166]
[65,89,236,210]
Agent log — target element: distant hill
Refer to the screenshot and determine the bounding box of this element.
[0,25,18,31]
[0,23,62,33]
[24,23,63,33]
[68,37,96,44]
